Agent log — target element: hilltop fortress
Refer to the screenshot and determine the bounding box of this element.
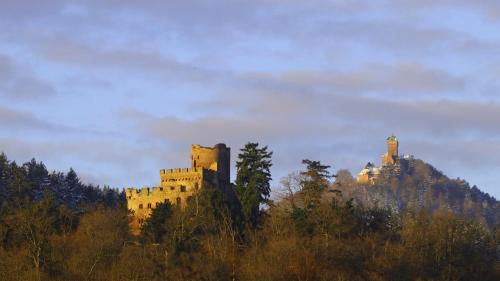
[126,143,231,235]
[357,134,414,184]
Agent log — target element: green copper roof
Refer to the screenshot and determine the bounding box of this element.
[387,134,397,141]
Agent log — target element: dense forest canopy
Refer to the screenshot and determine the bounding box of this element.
[0,153,123,209]
[0,148,498,281]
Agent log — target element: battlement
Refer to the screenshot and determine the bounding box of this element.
[126,183,195,199]
[191,143,230,184]
[192,143,227,150]
[160,167,201,174]
[125,186,161,196]
[126,143,231,235]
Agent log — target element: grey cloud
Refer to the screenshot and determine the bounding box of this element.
[0,104,104,137]
[0,105,64,132]
[320,94,500,138]
[333,97,500,138]
[189,62,466,111]
[394,0,500,21]
[128,114,322,145]
[1,0,497,48]
[406,139,500,168]
[75,0,498,58]
[0,54,57,100]
[301,19,463,56]
[0,0,65,19]
[3,0,477,62]
[181,90,500,144]
[249,62,466,95]
[41,39,226,85]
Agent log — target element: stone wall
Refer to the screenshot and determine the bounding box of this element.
[126,143,231,235]
[191,143,230,185]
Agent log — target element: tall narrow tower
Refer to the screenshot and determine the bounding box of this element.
[191,143,230,185]
[382,134,398,166]
[387,134,398,157]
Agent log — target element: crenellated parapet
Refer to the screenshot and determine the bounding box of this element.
[160,167,200,174]
[126,143,232,235]
[126,186,185,199]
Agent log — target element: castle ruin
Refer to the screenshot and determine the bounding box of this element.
[125,143,231,235]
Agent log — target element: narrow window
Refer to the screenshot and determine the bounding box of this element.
[180,186,186,192]
[147,203,152,209]
[170,186,175,191]
[139,204,143,209]
[176,197,181,205]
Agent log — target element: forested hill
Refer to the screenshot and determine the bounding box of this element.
[336,158,500,227]
[0,153,124,209]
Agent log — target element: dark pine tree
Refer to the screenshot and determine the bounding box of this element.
[0,153,9,203]
[23,159,51,200]
[141,202,173,243]
[235,142,272,229]
[300,159,334,206]
[7,161,31,201]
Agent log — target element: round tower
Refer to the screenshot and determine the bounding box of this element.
[191,144,230,184]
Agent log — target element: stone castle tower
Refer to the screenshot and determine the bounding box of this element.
[126,143,231,235]
[191,143,231,187]
[357,134,402,184]
[381,134,399,166]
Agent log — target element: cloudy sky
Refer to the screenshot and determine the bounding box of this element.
[1,0,500,198]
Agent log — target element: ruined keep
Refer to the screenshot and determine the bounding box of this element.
[125,143,231,235]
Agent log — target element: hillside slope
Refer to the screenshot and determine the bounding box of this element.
[336,159,499,226]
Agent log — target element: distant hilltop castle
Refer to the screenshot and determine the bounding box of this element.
[357,134,414,184]
[125,143,231,235]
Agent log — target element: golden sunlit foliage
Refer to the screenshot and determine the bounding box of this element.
[0,152,498,281]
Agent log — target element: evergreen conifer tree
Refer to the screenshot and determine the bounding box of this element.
[0,153,9,202]
[235,143,272,228]
[142,202,173,243]
[300,159,333,207]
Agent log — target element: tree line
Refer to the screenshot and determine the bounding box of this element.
[0,145,498,281]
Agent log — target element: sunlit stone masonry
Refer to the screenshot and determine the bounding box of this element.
[357,134,414,185]
[125,143,232,235]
